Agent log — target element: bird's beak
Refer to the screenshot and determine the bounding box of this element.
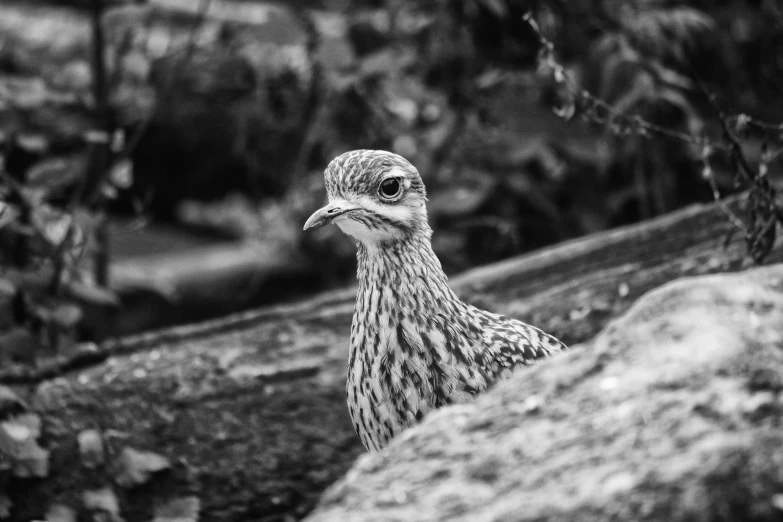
[303,200,357,230]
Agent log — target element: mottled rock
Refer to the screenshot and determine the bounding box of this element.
[307,263,783,522]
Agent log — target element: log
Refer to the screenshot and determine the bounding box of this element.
[4,193,782,521]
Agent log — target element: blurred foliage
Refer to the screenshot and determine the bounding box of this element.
[0,0,780,344]
[525,4,783,263]
[0,0,128,369]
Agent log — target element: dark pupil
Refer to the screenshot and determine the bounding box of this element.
[380,179,400,198]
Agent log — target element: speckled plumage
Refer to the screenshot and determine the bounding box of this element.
[304,150,566,452]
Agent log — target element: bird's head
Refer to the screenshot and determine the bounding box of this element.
[303,150,430,244]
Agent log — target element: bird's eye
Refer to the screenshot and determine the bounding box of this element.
[378,178,402,200]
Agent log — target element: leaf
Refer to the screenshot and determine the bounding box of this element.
[78,429,105,469]
[44,504,77,522]
[19,187,48,209]
[475,0,508,19]
[109,160,134,189]
[82,487,123,522]
[0,277,16,296]
[0,202,21,230]
[357,47,415,79]
[0,495,11,519]
[385,98,418,127]
[9,413,41,439]
[114,447,170,488]
[0,76,49,109]
[26,155,87,193]
[359,48,396,78]
[100,182,119,201]
[16,134,48,153]
[152,496,200,522]
[0,328,38,365]
[51,303,83,329]
[621,6,714,63]
[0,413,49,478]
[0,385,27,416]
[31,206,86,259]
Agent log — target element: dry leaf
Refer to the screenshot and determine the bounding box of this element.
[0,202,21,230]
[109,160,134,189]
[44,504,77,522]
[82,487,123,522]
[78,429,105,469]
[114,447,170,487]
[0,413,49,478]
[12,442,49,478]
[52,304,83,329]
[13,413,42,439]
[152,496,200,522]
[0,495,11,518]
[0,385,27,415]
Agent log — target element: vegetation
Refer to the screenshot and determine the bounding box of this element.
[0,0,780,369]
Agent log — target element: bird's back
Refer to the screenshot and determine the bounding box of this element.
[346,292,565,451]
[471,306,566,377]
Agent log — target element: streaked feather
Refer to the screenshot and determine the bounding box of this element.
[319,150,567,452]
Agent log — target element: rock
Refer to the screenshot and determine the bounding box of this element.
[306,263,783,522]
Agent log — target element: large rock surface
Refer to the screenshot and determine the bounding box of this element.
[307,263,783,522]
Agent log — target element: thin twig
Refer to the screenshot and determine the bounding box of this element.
[523,12,783,262]
[690,74,755,179]
[702,165,748,236]
[689,71,783,230]
[523,14,720,151]
[726,115,783,133]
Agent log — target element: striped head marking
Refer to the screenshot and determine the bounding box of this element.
[304,150,430,244]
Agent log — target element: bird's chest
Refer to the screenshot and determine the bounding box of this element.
[345,287,488,451]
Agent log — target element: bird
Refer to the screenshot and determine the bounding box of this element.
[304,150,566,452]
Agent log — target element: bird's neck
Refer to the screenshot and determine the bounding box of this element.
[355,235,465,323]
